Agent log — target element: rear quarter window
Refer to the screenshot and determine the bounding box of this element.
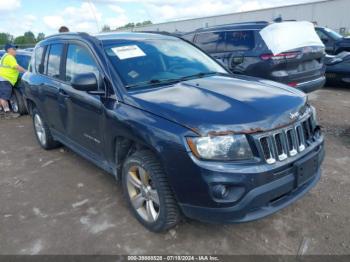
[225,30,255,52]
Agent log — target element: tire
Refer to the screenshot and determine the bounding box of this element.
[32,108,60,150]
[122,150,181,232]
[10,89,27,115]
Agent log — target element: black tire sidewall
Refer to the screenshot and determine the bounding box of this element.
[9,94,19,113]
[14,89,27,115]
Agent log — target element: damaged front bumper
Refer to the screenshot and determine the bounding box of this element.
[179,140,324,223]
[172,109,325,224]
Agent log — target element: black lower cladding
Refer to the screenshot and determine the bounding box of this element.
[180,143,325,223]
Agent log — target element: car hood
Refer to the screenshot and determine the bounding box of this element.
[124,75,307,135]
[338,37,350,44]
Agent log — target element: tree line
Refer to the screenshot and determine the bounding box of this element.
[0,20,153,48]
[0,31,45,48]
[102,20,152,32]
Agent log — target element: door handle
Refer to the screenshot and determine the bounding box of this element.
[59,89,70,98]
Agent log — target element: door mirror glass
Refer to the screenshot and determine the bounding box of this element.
[71,73,98,92]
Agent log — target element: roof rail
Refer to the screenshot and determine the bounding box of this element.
[139,30,182,35]
[138,31,184,38]
[43,32,92,40]
[195,21,269,31]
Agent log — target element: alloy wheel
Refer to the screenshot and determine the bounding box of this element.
[9,98,18,113]
[126,165,160,223]
[34,114,46,146]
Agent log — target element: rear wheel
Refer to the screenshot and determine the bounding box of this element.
[122,150,181,232]
[9,89,27,115]
[32,108,60,150]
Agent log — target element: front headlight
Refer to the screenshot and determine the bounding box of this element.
[187,134,253,161]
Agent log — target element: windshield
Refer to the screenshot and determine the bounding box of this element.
[324,28,343,41]
[104,38,227,89]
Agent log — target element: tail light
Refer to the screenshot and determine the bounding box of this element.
[287,82,298,87]
[260,52,300,61]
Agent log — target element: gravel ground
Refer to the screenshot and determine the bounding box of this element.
[0,86,349,255]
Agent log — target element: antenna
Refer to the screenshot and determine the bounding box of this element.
[87,0,100,32]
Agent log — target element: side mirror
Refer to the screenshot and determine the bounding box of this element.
[71,73,98,92]
[322,38,329,44]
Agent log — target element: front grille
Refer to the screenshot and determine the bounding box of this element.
[256,115,317,164]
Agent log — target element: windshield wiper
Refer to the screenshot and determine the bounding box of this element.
[179,71,230,81]
[126,78,182,89]
[125,72,230,89]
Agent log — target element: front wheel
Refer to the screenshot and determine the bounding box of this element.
[122,150,181,232]
[32,108,60,150]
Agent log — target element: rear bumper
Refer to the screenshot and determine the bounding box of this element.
[179,143,325,224]
[295,76,326,93]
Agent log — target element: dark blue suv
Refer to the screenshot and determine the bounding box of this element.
[22,32,325,232]
[183,22,326,93]
[315,26,350,55]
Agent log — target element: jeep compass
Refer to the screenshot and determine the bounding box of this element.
[22,32,325,232]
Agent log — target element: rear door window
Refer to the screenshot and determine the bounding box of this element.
[47,44,63,79]
[195,32,225,53]
[65,44,100,84]
[225,31,255,52]
[34,46,44,74]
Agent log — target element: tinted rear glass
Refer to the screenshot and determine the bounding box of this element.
[195,32,225,53]
[225,31,255,51]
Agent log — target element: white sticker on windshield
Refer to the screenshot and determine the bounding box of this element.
[112,45,146,60]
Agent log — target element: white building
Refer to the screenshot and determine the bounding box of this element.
[131,0,349,34]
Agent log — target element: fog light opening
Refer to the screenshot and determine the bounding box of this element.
[212,185,229,199]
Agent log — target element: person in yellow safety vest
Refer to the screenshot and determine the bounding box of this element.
[0,44,27,119]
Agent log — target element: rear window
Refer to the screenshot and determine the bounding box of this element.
[225,31,255,52]
[195,32,225,53]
